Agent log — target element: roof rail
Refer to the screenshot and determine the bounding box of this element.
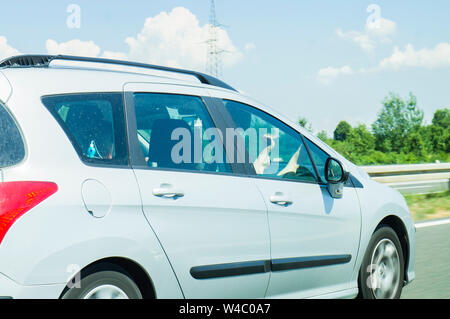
[0,54,237,92]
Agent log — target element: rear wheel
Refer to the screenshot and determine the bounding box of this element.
[61,263,142,299]
[358,226,404,299]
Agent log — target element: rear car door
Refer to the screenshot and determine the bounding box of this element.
[123,83,271,298]
[221,99,362,298]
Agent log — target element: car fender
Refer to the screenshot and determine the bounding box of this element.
[351,180,415,284]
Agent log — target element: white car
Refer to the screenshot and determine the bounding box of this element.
[0,55,415,299]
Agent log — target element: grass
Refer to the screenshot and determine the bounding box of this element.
[405,191,450,222]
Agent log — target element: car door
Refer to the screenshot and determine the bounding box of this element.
[123,83,271,299]
[221,99,362,298]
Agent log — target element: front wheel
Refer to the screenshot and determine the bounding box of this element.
[358,226,405,299]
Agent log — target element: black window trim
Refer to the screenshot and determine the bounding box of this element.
[202,96,249,175]
[0,100,27,168]
[41,92,130,169]
[300,134,327,185]
[302,135,358,188]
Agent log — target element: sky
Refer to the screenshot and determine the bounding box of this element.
[0,0,449,135]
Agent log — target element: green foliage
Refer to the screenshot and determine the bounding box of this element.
[298,117,313,132]
[402,131,427,159]
[333,121,352,141]
[313,95,449,166]
[346,124,375,154]
[432,108,450,128]
[372,92,424,153]
[317,130,328,141]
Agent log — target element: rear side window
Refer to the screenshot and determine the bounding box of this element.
[42,93,128,166]
[0,103,25,167]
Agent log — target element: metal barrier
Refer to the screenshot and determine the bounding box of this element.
[360,163,450,195]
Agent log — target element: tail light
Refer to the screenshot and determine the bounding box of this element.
[0,181,58,245]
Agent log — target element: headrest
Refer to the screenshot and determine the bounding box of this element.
[148,119,195,169]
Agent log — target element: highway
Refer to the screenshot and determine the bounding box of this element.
[401,219,450,299]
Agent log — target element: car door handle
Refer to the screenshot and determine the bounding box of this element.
[153,184,184,198]
[270,193,293,206]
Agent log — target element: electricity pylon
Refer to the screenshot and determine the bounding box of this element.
[205,0,223,78]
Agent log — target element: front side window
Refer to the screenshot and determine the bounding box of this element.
[42,93,128,166]
[304,138,330,183]
[0,103,25,167]
[133,93,231,173]
[224,100,318,183]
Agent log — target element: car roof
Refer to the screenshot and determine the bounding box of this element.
[1,66,223,96]
[0,54,237,92]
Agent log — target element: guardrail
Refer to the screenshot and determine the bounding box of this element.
[359,163,450,195]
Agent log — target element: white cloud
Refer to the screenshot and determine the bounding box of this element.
[317,65,354,84]
[0,36,20,60]
[365,17,396,40]
[318,42,450,83]
[244,42,256,52]
[46,39,101,57]
[43,7,243,73]
[336,29,375,52]
[379,43,450,70]
[101,51,128,60]
[337,18,396,52]
[122,7,242,71]
[2,8,245,76]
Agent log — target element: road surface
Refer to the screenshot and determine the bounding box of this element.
[402,219,450,298]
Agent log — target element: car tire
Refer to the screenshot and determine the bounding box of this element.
[61,263,142,299]
[358,226,405,299]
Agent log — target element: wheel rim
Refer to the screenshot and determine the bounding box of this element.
[369,238,401,299]
[83,284,129,299]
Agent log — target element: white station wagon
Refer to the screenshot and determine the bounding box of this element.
[0,55,415,299]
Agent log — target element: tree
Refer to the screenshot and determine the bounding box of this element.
[429,108,450,153]
[372,92,424,152]
[402,131,427,158]
[346,124,375,154]
[317,130,328,141]
[298,117,313,132]
[432,108,450,128]
[333,121,352,141]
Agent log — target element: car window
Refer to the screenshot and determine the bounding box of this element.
[223,100,318,183]
[133,93,231,173]
[304,138,329,183]
[42,93,128,166]
[0,103,25,167]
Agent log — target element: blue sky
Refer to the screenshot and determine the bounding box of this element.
[0,0,449,134]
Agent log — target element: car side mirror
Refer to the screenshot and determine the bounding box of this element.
[325,157,349,199]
